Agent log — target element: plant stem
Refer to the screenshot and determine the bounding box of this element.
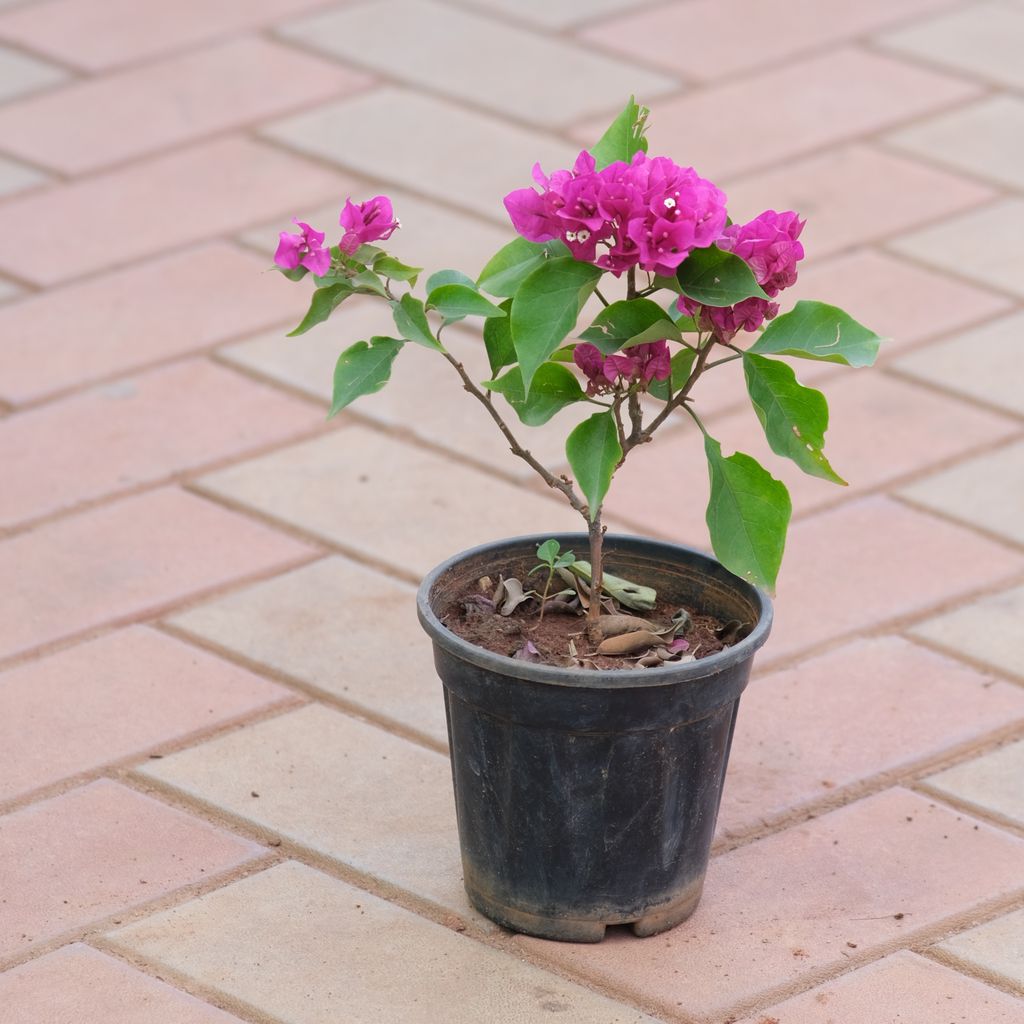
[586,509,604,639]
[641,339,715,441]
[593,287,610,307]
[626,267,637,300]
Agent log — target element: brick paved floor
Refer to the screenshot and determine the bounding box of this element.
[1,1,1022,1021]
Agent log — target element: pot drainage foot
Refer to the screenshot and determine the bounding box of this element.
[631,889,703,938]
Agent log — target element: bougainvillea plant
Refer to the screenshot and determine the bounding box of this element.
[273,99,880,638]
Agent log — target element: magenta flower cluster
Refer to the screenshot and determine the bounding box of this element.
[677,209,805,341]
[274,196,400,275]
[574,340,671,396]
[504,151,727,277]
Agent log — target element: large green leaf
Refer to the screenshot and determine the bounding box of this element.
[676,245,768,306]
[477,237,548,297]
[511,257,603,395]
[483,299,516,374]
[704,435,791,592]
[426,268,476,292]
[391,294,442,351]
[287,281,354,336]
[482,362,585,426]
[566,411,622,521]
[749,301,882,367]
[374,254,422,286]
[590,96,649,171]
[329,337,404,417]
[579,298,681,354]
[350,268,389,298]
[427,284,506,320]
[647,348,696,401]
[743,353,845,484]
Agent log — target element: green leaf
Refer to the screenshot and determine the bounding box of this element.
[566,411,622,521]
[676,245,768,306]
[286,281,354,336]
[477,237,549,297]
[329,336,404,416]
[350,268,389,298]
[749,301,882,367]
[391,294,442,351]
[427,268,476,293]
[483,362,585,426]
[277,265,308,282]
[652,273,682,294]
[483,299,516,374]
[647,348,696,401]
[704,435,791,592]
[743,353,846,484]
[374,254,422,285]
[536,538,560,564]
[590,96,649,171]
[622,319,682,349]
[579,298,680,354]
[351,243,384,265]
[427,284,506,320]
[512,257,603,394]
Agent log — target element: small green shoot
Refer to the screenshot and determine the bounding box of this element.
[528,539,577,621]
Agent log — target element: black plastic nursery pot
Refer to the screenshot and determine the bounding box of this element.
[417,533,772,943]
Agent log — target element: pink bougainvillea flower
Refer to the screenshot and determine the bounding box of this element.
[573,340,671,395]
[677,294,781,344]
[504,150,727,276]
[339,195,400,255]
[274,219,331,276]
[719,209,805,297]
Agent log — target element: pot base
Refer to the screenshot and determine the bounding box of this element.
[465,875,705,943]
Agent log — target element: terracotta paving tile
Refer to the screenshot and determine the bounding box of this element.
[0,487,316,661]
[735,950,1024,1024]
[277,0,677,128]
[909,582,1024,682]
[582,0,954,81]
[574,50,980,179]
[238,186,513,283]
[220,302,572,477]
[519,788,1024,1021]
[879,1,1024,89]
[195,427,584,579]
[893,311,1024,418]
[886,95,1024,192]
[0,779,262,961]
[0,138,349,285]
[108,861,660,1023]
[0,42,65,102]
[0,0,326,70]
[900,439,1024,547]
[261,87,578,222]
[887,198,1024,298]
[0,152,47,198]
[0,359,322,528]
[0,37,372,175]
[167,556,449,747]
[459,0,646,27]
[926,738,1024,827]
[605,370,1019,535]
[0,626,291,804]
[719,636,1024,841]
[722,144,993,260]
[137,704,472,918]
[937,908,1024,992]
[0,243,307,406]
[0,943,248,1024]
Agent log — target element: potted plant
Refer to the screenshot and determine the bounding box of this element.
[272,99,880,942]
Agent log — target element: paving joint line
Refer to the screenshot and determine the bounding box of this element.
[913,779,1024,842]
[906,629,1024,688]
[885,362,1024,424]
[923,940,1024,1000]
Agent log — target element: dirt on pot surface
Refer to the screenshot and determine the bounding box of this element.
[441,558,745,671]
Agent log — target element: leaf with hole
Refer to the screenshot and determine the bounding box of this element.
[329,336,404,417]
[748,301,882,367]
[676,245,768,306]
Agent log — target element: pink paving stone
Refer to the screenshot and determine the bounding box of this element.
[0,0,327,70]
[606,371,1019,533]
[573,51,980,179]
[581,0,955,81]
[0,779,263,961]
[0,358,323,528]
[0,37,372,174]
[0,138,350,285]
[735,950,1024,1024]
[723,145,993,260]
[0,487,317,661]
[0,626,293,804]
[0,243,307,406]
[719,636,1024,841]
[519,789,1024,1022]
[0,943,248,1024]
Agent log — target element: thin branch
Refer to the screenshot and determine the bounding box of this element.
[626,388,644,448]
[593,287,610,308]
[641,338,715,441]
[704,352,744,370]
[611,394,628,453]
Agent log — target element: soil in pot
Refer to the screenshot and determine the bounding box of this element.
[440,551,749,671]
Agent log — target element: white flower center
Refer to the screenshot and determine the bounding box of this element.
[576,229,591,242]
[664,197,676,209]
